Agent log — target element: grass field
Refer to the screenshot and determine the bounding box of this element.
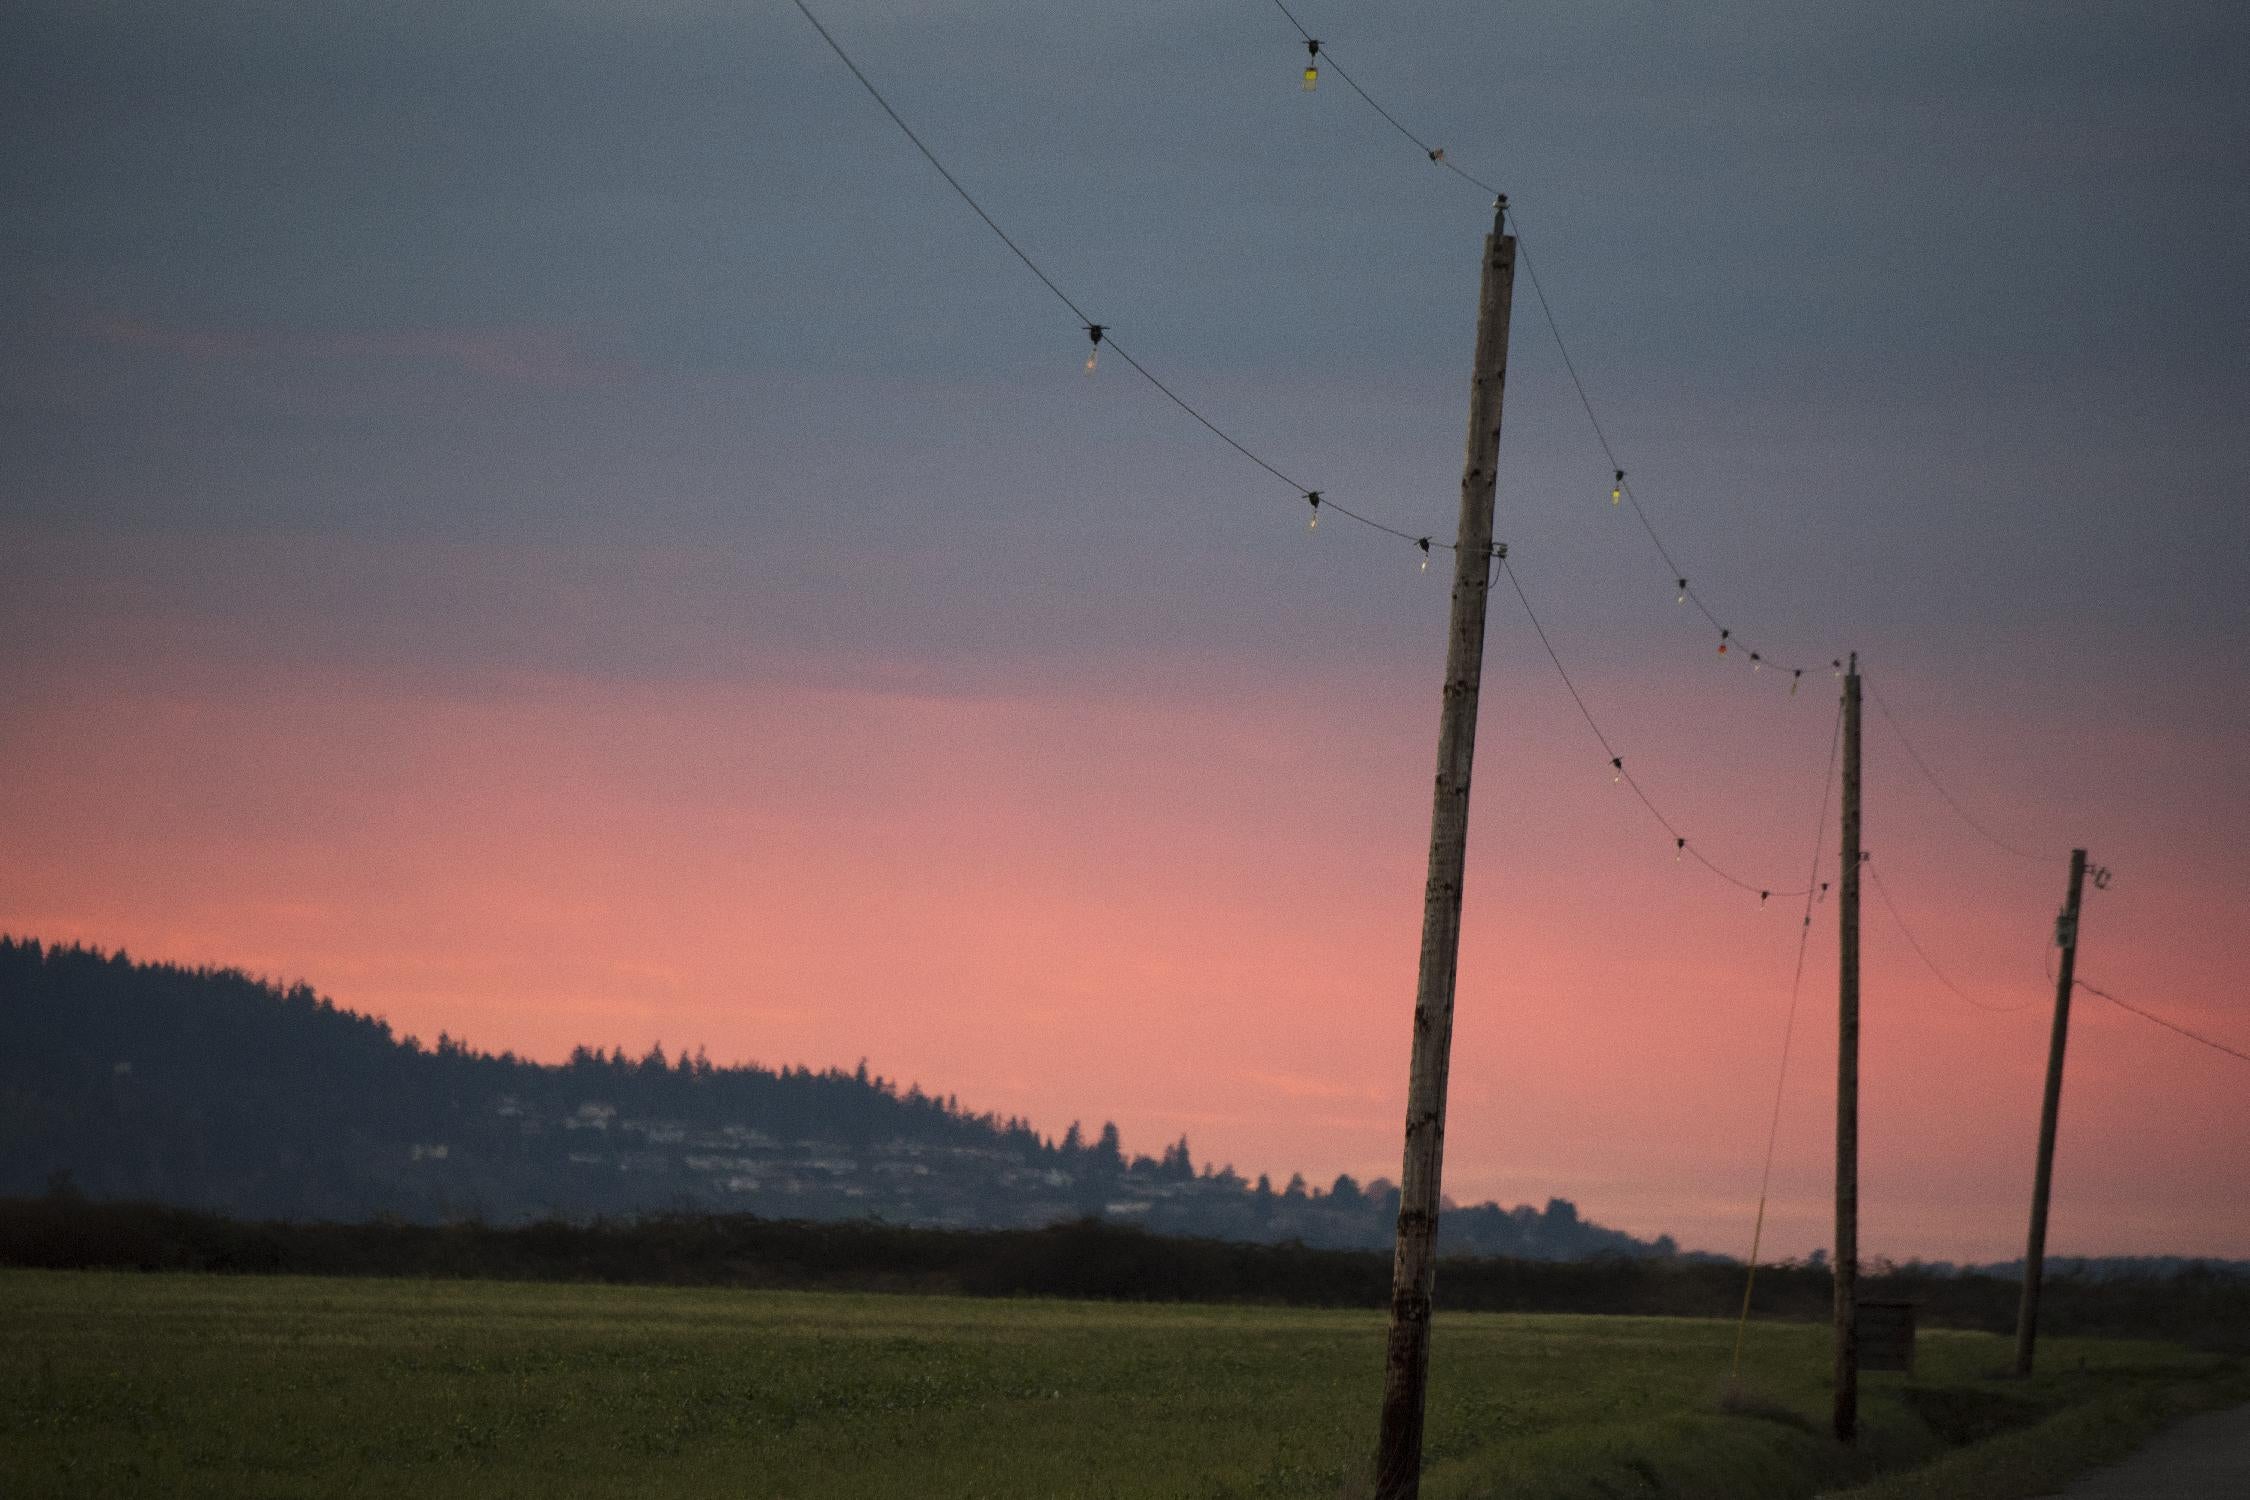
[0,1270,2236,1499]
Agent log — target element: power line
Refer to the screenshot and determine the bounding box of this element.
[1267,0,1504,199]
[1730,692,1842,1382]
[1267,6,1839,689]
[1866,863,2041,1014]
[786,0,1091,328]
[1499,557,1816,901]
[792,0,2025,923]
[2076,978,2250,1066]
[1866,676,2053,864]
[787,0,1455,556]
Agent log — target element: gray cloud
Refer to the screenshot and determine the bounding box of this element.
[3,0,2246,698]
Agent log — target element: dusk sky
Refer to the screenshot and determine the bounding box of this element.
[4,0,2246,1262]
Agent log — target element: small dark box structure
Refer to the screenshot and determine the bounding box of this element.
[1857,1300,1918,1374]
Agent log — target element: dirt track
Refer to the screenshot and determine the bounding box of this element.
[2036,1403,2250,1497]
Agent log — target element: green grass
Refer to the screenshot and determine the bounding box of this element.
[0,1270,2233,1499]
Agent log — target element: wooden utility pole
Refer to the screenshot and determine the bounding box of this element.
[1372,198,1514,1500]
[1834,652,1861,1444]
[2014,847,2089,1377]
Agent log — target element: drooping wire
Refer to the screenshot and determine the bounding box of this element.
[1866,863,2041,1014]
[788,0,1451,554]
[1730,693,1843,1383]
[1500,557,1812,901]
[792,0,1865,927]
[1266,0,1504,199]
[1264,4,1835,686]
[2076,979,2250,1066]
[1866,676,2053,864]
[787,0,1091,328]
[2042,934,2248,1063]
[1097,341,1430,544]
[1508,204,1819,679]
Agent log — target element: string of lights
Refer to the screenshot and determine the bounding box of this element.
[1729,694,1843,1381]
[2076,978,2250,1067]
[1866,677,2055,865]
[788,0,1470,559]
[791,0,1851,914]
[1266,3,1842,689]
[795,0,2031,925]
[1267,0,1503,200]
[784,0,2247,1256]
[1499,558,1822,903]
[1866,863,2042,1014]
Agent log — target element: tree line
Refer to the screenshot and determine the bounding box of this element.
[2,935,1682,1256]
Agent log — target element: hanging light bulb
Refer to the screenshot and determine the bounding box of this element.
[1760,890,1770,907]
[1832,658,1844,678]
[1302,39,1320,90]
[1750,652,1763,672]
[1791,669,1803,696]
[1676,578,1688,604]
[1675,837,1686,863]
[1610,756,1623,784]
[1611,470,1624,505]
[1718,629,1730,656]
[1084,324,1104,376]
[1306,491,1321,531]
[1416,537,1431,572]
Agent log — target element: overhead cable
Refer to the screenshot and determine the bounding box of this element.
[1268,3,1840,689]
[789,0,1460,555]
[1730,693,1843,1381]
[1866,677,2055,864]
[1867,864,2041,1014]
[1500,558,1818,901]
[2076,979,2250,1066]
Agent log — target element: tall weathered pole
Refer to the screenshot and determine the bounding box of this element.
[2014,847,2089,1377]
[1834,652,1862,1444]
[1372,199,1514,1500]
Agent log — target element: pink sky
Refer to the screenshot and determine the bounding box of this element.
[5,554,2243,1262]
[8,0,2250,1284]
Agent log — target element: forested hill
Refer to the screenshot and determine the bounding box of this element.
[0,937,1677,1257]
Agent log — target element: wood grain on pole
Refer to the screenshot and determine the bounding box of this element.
[1373,200,1514,1500]
[1835,654,1861,1444]
[2015,846,2089,1377]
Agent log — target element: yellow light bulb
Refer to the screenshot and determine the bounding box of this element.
[1611,470,1623,505]
[1302,64,1318,90]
